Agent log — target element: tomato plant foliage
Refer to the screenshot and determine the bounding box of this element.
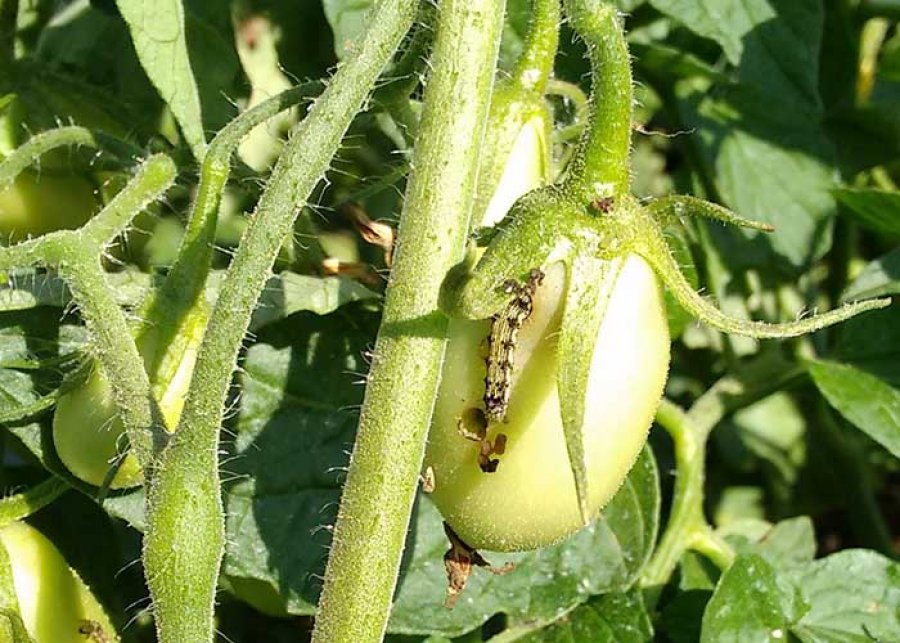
[0,0,899,642]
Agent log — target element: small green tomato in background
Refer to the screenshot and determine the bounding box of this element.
[0,521,117,642]
[53,300,208,488]
[426,257,668,551]
[0,172,98,244]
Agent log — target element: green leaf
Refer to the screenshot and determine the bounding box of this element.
[249,273,380,331]
[673,0,837,271]
[221,306,378,613]
[831,304,900,387]
[389,449,659,637]
[513,590,653,642]
[843,248,900,301]
[648,0,779,65]
[809,360,900,459]
[557,256,621,523]
[322,0,374,60]
[631,42,728,84]
[700,554,800,643]
[705,533,900,642]
[721,516,816,570]
[787,549,900,642]
[115,0,206,159]
[834,188,900,236]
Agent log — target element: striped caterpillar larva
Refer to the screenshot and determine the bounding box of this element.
[483,268,544,423]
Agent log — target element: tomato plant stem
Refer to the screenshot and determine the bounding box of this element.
[642,398,708,601]
[142,1,418,641]
[644,354,809,597]
[563,0,633,201]
[51,241,163,467]
[313,1,506,640]
[0,478,68,526]
[514,0,559,92]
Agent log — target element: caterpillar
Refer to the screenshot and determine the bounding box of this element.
[483,268,544,423]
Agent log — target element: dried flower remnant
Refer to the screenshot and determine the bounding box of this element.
[442,522,514,609]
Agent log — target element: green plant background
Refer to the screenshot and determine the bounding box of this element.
[1,0,899,641]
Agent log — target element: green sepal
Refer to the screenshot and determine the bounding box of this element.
[0,479,69,529]
[646,194,774,232]
[440,187,575,319]
[0,536,20,617]
[633,208,891,338]
[557,253,623,524]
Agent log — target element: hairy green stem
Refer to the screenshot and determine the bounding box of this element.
[642,398,707,598]
[637,210,892,338]
[313,1,506,640]
[142,82,322,377]
[48,238,166,466]
[0,478,68,526]
[563,0,632,201]
[469,0,557,227]
[82,154,178,246]
[142,2,418,641]
[643,353,807,596]
[514,0,560,93]
[0,126,141,188]
[2,155,177,471]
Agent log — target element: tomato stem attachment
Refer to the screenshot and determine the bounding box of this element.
[562,0,633,201]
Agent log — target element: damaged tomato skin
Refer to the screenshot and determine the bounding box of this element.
[425,254,670,552]
[0,521,117,642]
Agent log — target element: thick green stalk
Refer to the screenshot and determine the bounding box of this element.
[641,398,707,599]
[142,2,418,641]
[563,0,632,201]
[313,1,506,641]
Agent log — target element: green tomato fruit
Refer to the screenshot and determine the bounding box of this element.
[0,173,98,244]
[0,521,117,642]
[53,365,145,489]
[425,255,670,552]
[53,301,208,489]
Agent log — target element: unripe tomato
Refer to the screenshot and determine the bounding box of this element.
[0,521,116,642]
[0,172,98,244]
[53,365,145,489]
[53,301,208,488]
[425,255,669,552]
